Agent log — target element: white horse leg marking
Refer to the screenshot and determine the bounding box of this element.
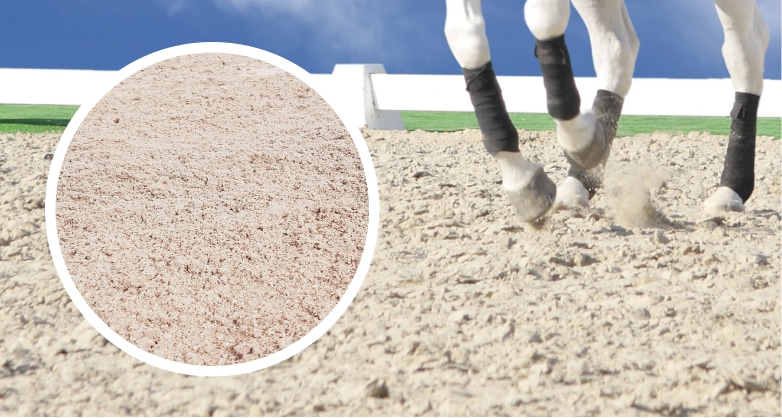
[445,0,556,221]
[704,0,769,214]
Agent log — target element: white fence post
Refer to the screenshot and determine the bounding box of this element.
[328,64,405,130]
[0,68,116,106]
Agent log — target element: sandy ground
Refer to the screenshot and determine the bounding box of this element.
[0,128,780,415]
[54,53,368,366]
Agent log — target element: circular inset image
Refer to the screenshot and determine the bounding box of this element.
[46,43,378,376]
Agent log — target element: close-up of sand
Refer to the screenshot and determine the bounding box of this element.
[53,53,369,366]
[0,126,779,415]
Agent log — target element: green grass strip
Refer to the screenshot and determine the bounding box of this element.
[0,105,779,138]
[0,104,79,133]
[402,111,782,139]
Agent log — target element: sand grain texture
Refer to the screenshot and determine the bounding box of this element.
[55,53,369,366]
[0,126,779,415]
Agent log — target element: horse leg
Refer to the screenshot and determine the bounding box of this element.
[525,0,638,207]
[445,0,556,222]
[703,0,769,214]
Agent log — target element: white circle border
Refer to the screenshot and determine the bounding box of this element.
[45,42,379,377]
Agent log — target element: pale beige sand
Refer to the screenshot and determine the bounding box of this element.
[1,128,779,415]
[54,53,368,366]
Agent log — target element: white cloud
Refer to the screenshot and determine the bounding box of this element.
[211,0,405,55]
[159,0,188,15]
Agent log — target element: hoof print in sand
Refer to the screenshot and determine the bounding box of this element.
[47,44,376,375]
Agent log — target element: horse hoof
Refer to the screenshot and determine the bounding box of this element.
[554,176,589,210]
[504,164,556,222]
[703,186,745,214]
[563,116,610,172]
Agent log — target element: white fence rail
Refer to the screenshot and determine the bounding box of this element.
[1,65,780,130]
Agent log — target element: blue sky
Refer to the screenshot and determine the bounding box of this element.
[2,0,780,79]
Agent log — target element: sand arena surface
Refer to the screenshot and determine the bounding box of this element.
[0,127,780,415]
[54,53,369,366]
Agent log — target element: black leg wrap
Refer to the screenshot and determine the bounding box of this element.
[592,89,624,143]
[462,62,519,155]
[535,35,580,121]
[719,92,759,202]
